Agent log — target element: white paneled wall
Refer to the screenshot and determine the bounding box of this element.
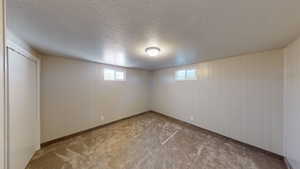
[284,37,300,169]
[41,56,151,143]
[151,50,283,155]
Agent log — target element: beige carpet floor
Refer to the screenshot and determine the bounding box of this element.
[27,112,286,169]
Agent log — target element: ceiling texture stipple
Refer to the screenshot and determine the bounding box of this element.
[7,0,300,70]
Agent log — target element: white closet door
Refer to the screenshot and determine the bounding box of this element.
[8,48,39,169]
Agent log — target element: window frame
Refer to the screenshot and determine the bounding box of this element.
[115,71,126,81]
[175,69,186,81]
[186,69,197,80]
[103,68,126,81]
[175,68,197,81]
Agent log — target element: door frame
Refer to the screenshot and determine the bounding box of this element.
[5,40,40,169]
[1,0,6,169]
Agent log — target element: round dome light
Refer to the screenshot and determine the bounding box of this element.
[145,47,161,57]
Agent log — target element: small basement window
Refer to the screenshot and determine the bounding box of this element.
[186,69,197,80]
[175,70,186,81]
[115,71,125,81]
[104,68,126,81]
[175,69,197,81]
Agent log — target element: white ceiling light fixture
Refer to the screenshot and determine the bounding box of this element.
[145,47,161,57]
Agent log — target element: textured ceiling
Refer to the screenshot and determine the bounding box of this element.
[7,0,300,70]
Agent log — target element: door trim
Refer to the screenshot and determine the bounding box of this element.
[1,0,7,169]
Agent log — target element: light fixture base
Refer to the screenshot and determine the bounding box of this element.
[145,47,161,57]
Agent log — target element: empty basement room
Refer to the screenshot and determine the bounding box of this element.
[1,0,300,169]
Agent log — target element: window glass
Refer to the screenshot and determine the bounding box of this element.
[175,70,186,80]
[115,71,125,81]
[104,69,115,80]
[186,69,197,80]
[175,69,197,81]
